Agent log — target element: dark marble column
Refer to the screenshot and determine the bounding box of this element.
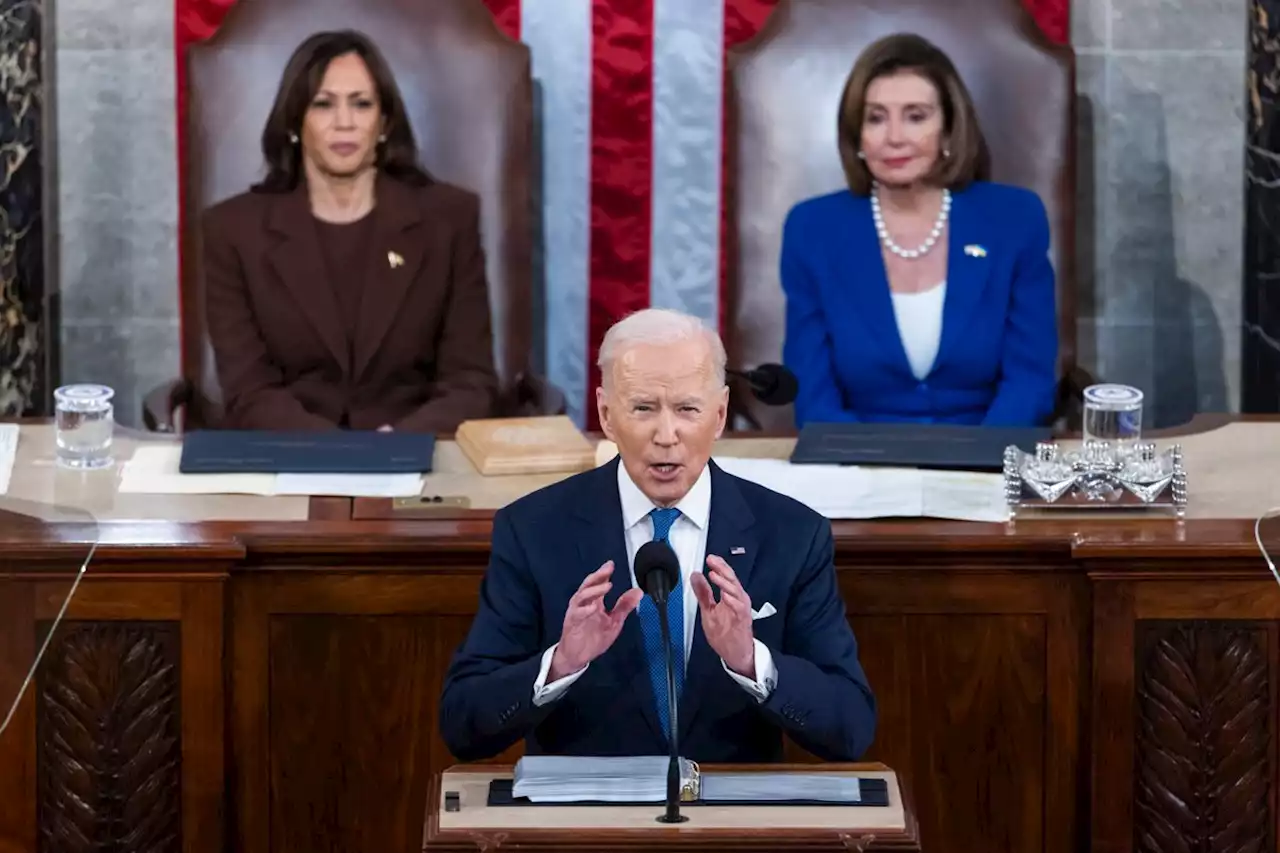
[1244,0,1280,411]
[0,0,51,416]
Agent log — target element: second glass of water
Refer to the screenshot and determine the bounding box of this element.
[54,384,115,469]
[1082,384,1143,450]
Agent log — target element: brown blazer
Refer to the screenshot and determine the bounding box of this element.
[203,173,499,433]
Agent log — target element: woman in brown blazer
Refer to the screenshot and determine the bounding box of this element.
[203,30,499,432]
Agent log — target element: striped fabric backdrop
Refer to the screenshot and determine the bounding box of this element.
[176,0,1068,428]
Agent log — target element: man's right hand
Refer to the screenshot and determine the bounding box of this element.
[549,561,642,681]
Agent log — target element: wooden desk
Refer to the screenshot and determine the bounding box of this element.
[0,417,1277,853]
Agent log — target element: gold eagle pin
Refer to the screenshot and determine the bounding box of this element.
[964,244,987,258]
[387,250,404,268]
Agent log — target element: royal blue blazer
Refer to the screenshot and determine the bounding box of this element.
[780,181,1059,427]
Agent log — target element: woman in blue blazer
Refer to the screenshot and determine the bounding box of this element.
[781,34,1058,428]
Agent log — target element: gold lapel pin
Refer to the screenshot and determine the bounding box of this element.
[387,250,404,269]
[964,244,987,258]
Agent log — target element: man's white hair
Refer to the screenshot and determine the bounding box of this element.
[597,308,727,387]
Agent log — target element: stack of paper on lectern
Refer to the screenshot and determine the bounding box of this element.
[511,755,697,803]
[510,756,866,805]
[702,772,861,802]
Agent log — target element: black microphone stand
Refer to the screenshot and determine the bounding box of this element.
[654,598,688,824]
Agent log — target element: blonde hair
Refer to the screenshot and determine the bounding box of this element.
[597,308,727,387]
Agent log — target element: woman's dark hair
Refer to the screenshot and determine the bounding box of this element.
[252,29,431,193]
[836,33,990,195]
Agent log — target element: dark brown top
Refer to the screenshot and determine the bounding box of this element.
[314,212,376,371]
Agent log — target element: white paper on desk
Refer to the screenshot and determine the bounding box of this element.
[713,456,1007,522]
[921,469,1009,522]
[119,445,277,495]
[712,456,922,518]
[0,423,18,496]
[274,473,423,497]
[120,446,426,497]
[702,772,861,803]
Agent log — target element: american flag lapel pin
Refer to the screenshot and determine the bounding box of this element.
[730,546,746,555]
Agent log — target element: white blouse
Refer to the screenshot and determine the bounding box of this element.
[889,281,946,381]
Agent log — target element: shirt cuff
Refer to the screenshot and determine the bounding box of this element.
[721,639,777,703]
[532,643,589,707]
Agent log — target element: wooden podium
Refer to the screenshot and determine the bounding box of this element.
[423,762,921,851]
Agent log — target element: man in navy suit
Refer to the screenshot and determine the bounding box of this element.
[439,308,876,763]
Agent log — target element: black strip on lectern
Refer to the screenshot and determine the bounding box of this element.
[484,778,890,808]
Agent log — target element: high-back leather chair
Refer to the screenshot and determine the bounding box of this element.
[725,0,1087,430]
[144,0,562,431]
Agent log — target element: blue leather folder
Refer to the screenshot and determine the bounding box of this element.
[178,430,436,474]
[789,422,1052,472]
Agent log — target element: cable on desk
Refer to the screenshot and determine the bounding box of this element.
[1255,509,1280,589]
[0,542,95,738]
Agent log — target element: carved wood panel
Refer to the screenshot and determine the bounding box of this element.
[1134,621,1271,853]
[35,622,181,853]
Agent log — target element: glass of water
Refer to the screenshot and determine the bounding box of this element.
[1082,384,1143,451]
[54,384,115,469]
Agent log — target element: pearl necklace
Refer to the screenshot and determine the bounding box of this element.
[871,183,951,259]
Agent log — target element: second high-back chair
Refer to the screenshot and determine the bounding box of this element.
[144,0,563,431]
[725,0,1090,431]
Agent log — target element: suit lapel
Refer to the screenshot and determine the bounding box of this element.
[840,193,913,378]
[264,186,350,370]
[679,462,758,740]
[936,187,993,371]
[572,459,665,744]
[352,174,430,381]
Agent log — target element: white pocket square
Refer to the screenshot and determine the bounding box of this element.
[751,602,776,620]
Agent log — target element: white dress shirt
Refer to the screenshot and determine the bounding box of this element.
[532,462,778,707]
[890,280,947,380]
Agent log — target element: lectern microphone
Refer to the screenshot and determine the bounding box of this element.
[633,540,688,824]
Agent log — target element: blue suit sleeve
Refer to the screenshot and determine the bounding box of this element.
[438,509,559,761]
[759,518,877,761]
[780,207,859,428]
[981,193,1059,426]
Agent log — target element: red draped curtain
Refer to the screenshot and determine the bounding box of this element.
[173,0,1069,392]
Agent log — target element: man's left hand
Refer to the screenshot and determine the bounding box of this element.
[691,555,755,679]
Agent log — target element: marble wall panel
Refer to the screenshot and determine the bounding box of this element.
[54,0,179,427]
[1243,0,1280,410]
[1076,0,1248,425]
[1075,54,1108,323]
[1112,0,1246,50]
[0,0,51,416]
[59,319,180,426]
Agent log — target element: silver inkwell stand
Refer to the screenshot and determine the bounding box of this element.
[1003,384,1187,518]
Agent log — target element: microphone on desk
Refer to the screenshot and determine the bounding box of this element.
[727,363,799,407]
[634,540,689,825]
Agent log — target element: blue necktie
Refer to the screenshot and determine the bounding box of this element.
[637,507,683,741]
